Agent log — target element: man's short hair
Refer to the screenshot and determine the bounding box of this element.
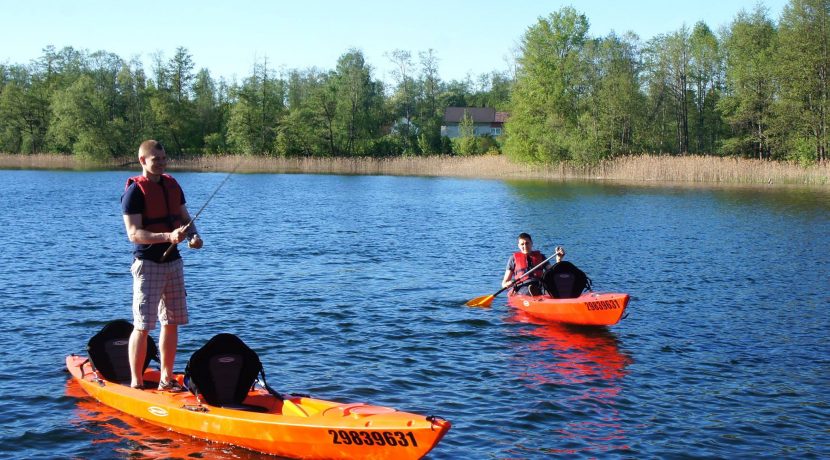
[518,232,532,241]
[138,140,165,158]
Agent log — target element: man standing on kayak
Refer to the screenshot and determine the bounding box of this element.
[121,140,203,390]
[502,233,564,296]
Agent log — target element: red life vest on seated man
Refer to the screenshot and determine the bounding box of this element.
[125,174,183,232]
[513,250,545,281]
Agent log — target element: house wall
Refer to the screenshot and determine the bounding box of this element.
[441,124,502,138]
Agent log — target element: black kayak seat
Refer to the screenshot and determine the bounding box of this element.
[87,319,158,383]
[185,333,266,410]
[542,261,591,299]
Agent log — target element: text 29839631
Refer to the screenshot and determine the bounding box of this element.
[328,429,419,447]
[586,300,620,311]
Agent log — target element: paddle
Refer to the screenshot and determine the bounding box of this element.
[465,252,558,307]
[258,375,309,417]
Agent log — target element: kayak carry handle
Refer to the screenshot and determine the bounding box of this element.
[426,415,449,429]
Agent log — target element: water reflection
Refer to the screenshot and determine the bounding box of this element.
[504,179,626,201]
[511,311,630,385]
[66,379,271,459]
[505,177,830,215]
[713,186,830,215]
[507,311,633,456]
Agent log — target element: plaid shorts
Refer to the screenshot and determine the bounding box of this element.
[131,258,188,330]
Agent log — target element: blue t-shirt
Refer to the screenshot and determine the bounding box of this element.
[121,178,187,262]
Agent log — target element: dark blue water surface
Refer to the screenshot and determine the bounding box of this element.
[0,170,828,459]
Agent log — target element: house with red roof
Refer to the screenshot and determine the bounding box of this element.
[441,107,508,138]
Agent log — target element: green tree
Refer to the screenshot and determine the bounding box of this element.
[718,7,777,159]
[114,59,152,150]
[438,79,472,108]
[774,0,830,162]
[643,26,692,154]
[505,6,590,163]
[276,69,332,157]
[315,73,339,156]
[415,49,443,154]
[418,49,441,119]
[334,49,383,155]
[0,65,50,153]
[577,32,646,161]
[466,71,512,110]
[192,68,224,153]
[452,110,478,155]
[165,47,197,152]
[49,74,118,159]
[387,49,417,153]
[226,59,286,155]
[276,106,322,156]
[35,46,86,95]
[689,21,723,154]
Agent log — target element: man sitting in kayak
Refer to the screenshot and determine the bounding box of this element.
[502,233,564,296]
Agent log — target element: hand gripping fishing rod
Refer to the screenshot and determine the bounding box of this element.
[161,163,240,261]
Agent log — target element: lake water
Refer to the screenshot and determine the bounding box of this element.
[0,170,828,459]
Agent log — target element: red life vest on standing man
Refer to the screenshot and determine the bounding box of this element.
[125,174,184,232]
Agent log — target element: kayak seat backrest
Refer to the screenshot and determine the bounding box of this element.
[87,319,158,383]
[542,261,591,299]
[185,333,263,408]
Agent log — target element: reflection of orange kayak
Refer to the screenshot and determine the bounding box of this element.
[66,355,450,459]
[507,292,629,326]
[509,310,631,383]
[506,311,632,455]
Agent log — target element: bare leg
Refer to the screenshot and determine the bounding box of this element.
[129,328,149,388]
[159,324,178,384]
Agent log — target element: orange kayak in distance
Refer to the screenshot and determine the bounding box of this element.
[507,292,629,326]
[65,355,450,459]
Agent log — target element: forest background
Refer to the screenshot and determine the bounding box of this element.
[1,1,828,169]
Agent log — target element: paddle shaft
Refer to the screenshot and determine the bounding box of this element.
[494,251,558,296]
[160,165,238,261]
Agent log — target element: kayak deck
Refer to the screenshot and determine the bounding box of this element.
[507,292,629,326]
[66,355,450,459]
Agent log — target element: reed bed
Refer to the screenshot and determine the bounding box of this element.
[1,153,827,187]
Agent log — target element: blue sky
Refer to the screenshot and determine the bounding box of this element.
[2,0,789,84]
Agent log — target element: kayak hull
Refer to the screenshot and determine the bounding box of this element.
[66,355,449,459]
[507,292,629,326]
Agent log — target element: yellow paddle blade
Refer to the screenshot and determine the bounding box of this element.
[281,398,309,417]
[465,294,495,308]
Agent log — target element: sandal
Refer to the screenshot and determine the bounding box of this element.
[157,380,186,392]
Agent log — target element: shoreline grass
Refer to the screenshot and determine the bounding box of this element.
[1,153,827,188]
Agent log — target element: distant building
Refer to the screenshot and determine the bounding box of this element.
[441,107,508,138]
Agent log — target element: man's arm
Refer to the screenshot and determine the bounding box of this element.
[123,214,185,244]
[501,269,514,289]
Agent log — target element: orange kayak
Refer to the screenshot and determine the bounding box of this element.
[66,355,450,459]
[507,292,629,326]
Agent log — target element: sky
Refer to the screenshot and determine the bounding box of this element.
[1,0,791,85]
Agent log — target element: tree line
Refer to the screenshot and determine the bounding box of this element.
[508,1,828,164]
[1,0,828,164]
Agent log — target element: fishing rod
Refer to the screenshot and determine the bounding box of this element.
[161,163,240,261]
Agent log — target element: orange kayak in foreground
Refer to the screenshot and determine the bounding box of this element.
[507,292,629,326]
[66,355,450,459]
